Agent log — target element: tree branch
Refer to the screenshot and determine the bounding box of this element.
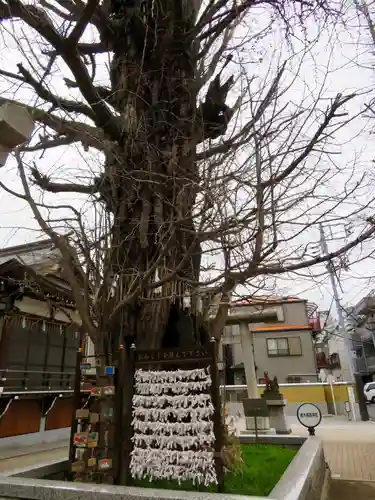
[22,135,79,153]
[64,78,114,105]
[4,0,121,141]
[67,0,99,45]
[248,222,375,278]
[43,42,108,58]
[41,0,109,36]
[40,0,79,21]
[15,150,98,343]
[30,166,98,195]
[17,64,96,120]
[77,41,108,54]
[263,93,355,187]
[196,0,253,42]
[196,64,285,157]
[0,96,111,152]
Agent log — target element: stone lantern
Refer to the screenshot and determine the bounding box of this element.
[0,102,35,166]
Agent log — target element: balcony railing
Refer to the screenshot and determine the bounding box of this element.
[309,317,321,332]
[0,368,75,394]
[354,357,368,374]
[316,352,340,370]
[354,293,375,316]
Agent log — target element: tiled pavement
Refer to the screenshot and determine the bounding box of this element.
[294,418,375,481]
[329,480,375,500]
[234,415,375,482]
[325,442,375,481]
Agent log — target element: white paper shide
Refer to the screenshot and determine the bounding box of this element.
[130,367,217,485]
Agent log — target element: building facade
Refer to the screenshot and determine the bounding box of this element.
[315,310,344,382]
[219,297,319,384]
[0,239,80,444]
[315,296,375,384]
[351,292,375,381]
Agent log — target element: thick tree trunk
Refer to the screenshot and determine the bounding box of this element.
[73,3,231,485]
[90,5,205,481]
[98,0,201,350]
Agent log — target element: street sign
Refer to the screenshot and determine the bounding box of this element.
[347,386,357,421]
[348,386,355,403]
[104,366,115,376]
[296,403,322,435]
[243,398,269,418]
[242,398,269,442]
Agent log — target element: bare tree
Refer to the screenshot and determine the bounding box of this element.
[0,0,373,361]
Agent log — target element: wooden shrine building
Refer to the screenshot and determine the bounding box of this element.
[0,239,81,442]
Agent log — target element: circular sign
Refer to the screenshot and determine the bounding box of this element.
[296,403,322,429]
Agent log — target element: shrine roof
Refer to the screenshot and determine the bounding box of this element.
[0,239,74,305]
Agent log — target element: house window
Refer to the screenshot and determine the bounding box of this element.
[267,337,302,357]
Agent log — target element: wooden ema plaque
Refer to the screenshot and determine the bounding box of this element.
[124,341,224,491]
[68,348,123,484]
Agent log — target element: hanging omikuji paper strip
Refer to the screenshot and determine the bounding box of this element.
[129,367,217,485]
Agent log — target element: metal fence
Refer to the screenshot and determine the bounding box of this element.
[0,368,75,394]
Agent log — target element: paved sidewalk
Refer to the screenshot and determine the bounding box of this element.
[0,440,68,474]
[329,480,375,500]
[291,417,375,441]
[325,442,375,481]
[291,417,375,480]
[290,418,375,480]
[0,439,68,460]
[233,415,375,481]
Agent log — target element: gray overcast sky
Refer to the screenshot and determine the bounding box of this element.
[280,9,375,311]
[0,3,374,313]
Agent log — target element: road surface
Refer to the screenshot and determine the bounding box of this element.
[367,402,375,420]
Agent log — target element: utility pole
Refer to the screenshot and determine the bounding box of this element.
[319,223,369,421]
[319,224,355,382]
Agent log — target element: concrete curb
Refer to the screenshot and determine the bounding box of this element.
[0,438,326,500]
[270,438,325,500]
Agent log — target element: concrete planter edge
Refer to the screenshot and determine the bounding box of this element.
[0,437,326,500]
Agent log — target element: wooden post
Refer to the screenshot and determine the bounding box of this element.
[114,344,125,484]
[122,343,136,485]
[59,325,67,388]
[23,326,32,390]
[67,345,83,480]
[209,337,224,492]
[42,325,50,389]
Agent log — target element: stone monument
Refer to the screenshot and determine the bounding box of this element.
[261,371,291,434]
[225,311,272,433]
